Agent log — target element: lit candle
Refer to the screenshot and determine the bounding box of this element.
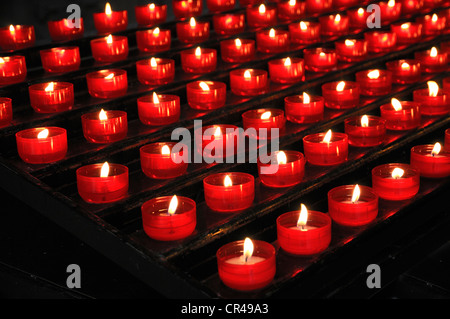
[413,81,449,116]
[371,163,420,200]
[385,59,421,84]
[344,115,386,147]
[180,46,217,74]
[418,13,446,35]
[347,7,370,30]
[81,109,128,144]
[319,13,349,37]
[220,38,255,63]
[242,109,286,139]
[186,80,227,110]
[268,56,304,83]
[136,57,175,86]
[0,24,35,51]
[47,18,84,42]
[137,92,180,126]
[212,12,246,36]
[304,48,337,72]
[136,27,171,53]
[258,150,305,187]
[335,38,368,62]
[410,142,450,178]
[364,31,397,53]
[93,2,128,34]
[256,28,290,54]
[40,47,81,73]
[229,69,268,96]
[90,34,128,63]
[390,22,423,44]
[28,81,74,113]
[414,47,448,73]
[140,143,188,179]
[379,0,402,24]
[134,3,167,26]
[195,124,240,160]
[284,92,324,123]
[277,0,305,21]
[176,17,210,44]
[288,21,320,44]
[0,97,12,127]
[322,80,360,109]
[172,0,203,20]
[0,56,27,86]
[86,69,128,99]
[356,69,393,96]
[303,129,349,166]
[246,4,277,29]
[206,0,235,12]
[305,0,332,14]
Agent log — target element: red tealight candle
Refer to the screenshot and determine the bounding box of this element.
[93,2,128,34]
[364,31,397,53]
[187,80,226,110]
[414,47,448,73]
[47,18,84,42]
[229,69,268,96]
[172,0,203,20]
[217,238,276,291]
[220,38,255,63]
[390,22,423,44]
[385,59,421,84]
[328,185,379,227]
[277,0,306,21]
[372,163,419,200]
[246,4,277,29]
[141,195,196,241]
[81,109,127,143]
[268,57,304,84]
[335,39,368,62]
[86,69,127,99]
[277,204,331,255]
[417,13,446,36]
[413,81,450,116]
[140,143,188,179]
[136,27,171,53]
[0,25,35,51]
[137,92,180,126]
[0,56,27,86]
[256,28,290,54]
[242,109,286,140]
[134,3,167,26]
[305,0,332,14]
[410,142,450,178]
[206,0,235,12]
[319,14,349,37]
[0,97,12,127]
[304,48,337,73]
[284,92,324,123]
[16,127,67,164]
[322,81,360,109]
[303,130,349,166]
[445,128,450,151]
[401,0,423,16]
[40,47,81,73]
[204,172,254,212]
[380,98,421,130]
[347,7,370,30]
[28,82,74,113]
[257,150,305,188]
[136,57,175,86]
[212,13,245,36]
[176,17,209,44]
[379,0,402,24]
[288,21,320,45]
[344,115,386,147]
[355,69,393,96]
[195,124,240,160]
[76,162,129,204]
[90,34,128,63]
[180,47,217,74]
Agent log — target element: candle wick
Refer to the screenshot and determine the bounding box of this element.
[244,255,249,263]
[301,224,305,230]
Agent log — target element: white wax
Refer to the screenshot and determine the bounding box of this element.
[225,256,266,265]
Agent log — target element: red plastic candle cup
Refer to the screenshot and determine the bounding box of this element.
[246,4,277,29]
[344,115,386,147]
[347,7,370,30]
[220,38,255,63]
[204,172,254,212]
[212,13,245,36]
[137,93,180,126]
[365,31,397,53]
[333,0,359,9]
[141,195,196,241]
[28,82,74,113]
[180,47,216,74]
[390,22,422,44]
[0,56,27,86]
[76,162,128,204]
[229,69,268,96]
[322,81,360,109]
[206,0,235,12]
[93,3,128,34]
[372,163,420,200]
[385,59,421,84]
[335,39,368,62]
[90,35,128,63]
[277,0,306,21]
[0,25,35,51]
[417,13,446,35]
[379,0,402,24]
[140,143,188,179]
[16,127,67,164]
[401,0,423,16]
[136,27,171,53]
[86,69,127,99]
[40,47,80,73]
[380,99,421,130]
[284,93,324,123]
[328,185,379,226]
[257,150,305,188]
[410,143,450,178]
[256,28,290,54]
[195,124,240,160]
[176,18,209,44]
[306,0,332,14]
[136,57,175,86]
[172,0,203,20]
[304,48,337,73]
[217,239,276,291]
[288,21,320,44]
[135,3,167,26]
[319,14,349,37]
[303,130,348,166]
[268,57,304,84]
[445,128,450,151]
[356,69,393,96]
[414,47,448,73]
[81,109,127,143]
[242,108,286,140]
[277,208,331,255]
[0,97,12,127]
[413,83,450,116]
[47,18,84,42]
[187,80,226,110]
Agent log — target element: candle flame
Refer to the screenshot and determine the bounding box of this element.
[345,39,355,46]
[319,52,326,57]
[149,3,155,9]
[100,162,110,178]
[391,167,404,179]
[323,129,332,143]
[401,62,410,70]
[336,81,346,92]
[289,0,296,5]
[430,47,438,57]
[105,2,112,15]
[150,57,157,67]
[261,111,271,119]
[367,70,380,79]
[153,27,160,35]
[300,21,308,30]
[244,70,252,79]
[427,81,439,97]
[44,82,55,92]
[106,34,113,44]
[168,195,178,215]
[105,73,115,79]
[357,7,364,15]
[388,0,395,7]
[303,92,310,104]
[351,184,361,203]
[277,151,287,165]
[297,204,308,228]
[214,126,222,137]
[284,57,291,67]
[361,115,369,127]
[432,14,438,22]
[258,4,266,14]
[334,14,341,22]
[431,142,441,156]
[99,109,108,120]
[195,46,201,57]
[224,175,232,187]
[269,28,275,38]
[391,98,402,111]
[199,81,210,91]
[0,57,4,64]
[152,92,159,104]
[161,144,171,155]
[243,237,253,263]
[401,23,410,29]
[9,25,15,33]
[235,38,242,47]
[189,17,196,27]
[37,129,49,139]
